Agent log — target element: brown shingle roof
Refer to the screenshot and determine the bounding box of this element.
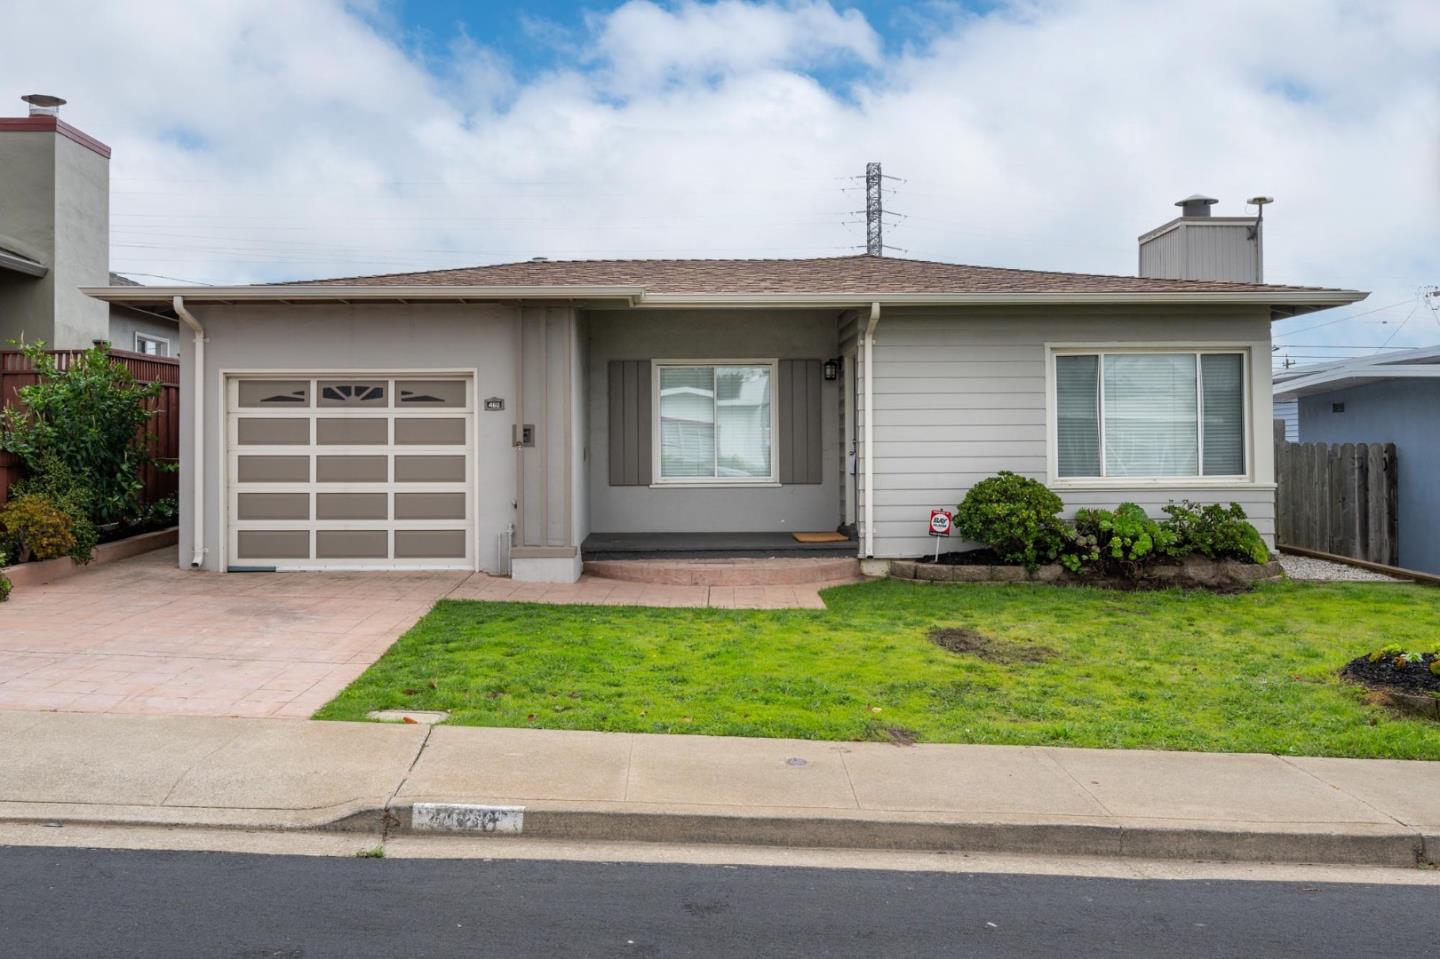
[282,254,1351,296]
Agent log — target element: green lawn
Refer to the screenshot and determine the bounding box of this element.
[315,579,1440,759]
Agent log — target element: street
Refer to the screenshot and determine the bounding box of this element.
[2,845,1437,958]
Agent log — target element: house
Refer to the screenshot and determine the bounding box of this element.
[0,95,179,355]
[1273,344,1440,573]
[82,189,1364,582]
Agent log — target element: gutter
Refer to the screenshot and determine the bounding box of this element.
[172,296,206,569]
[81,287,1368,311]
[862,301,880,559]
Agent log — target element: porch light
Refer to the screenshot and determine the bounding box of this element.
[823,358,840,381]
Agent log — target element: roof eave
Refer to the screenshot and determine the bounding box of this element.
[81,285,647,306]
[1274,364,1440,398]
[0,248,48,278]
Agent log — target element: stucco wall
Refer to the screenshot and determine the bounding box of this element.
[179,302,520,573]
[1298,379,1440,574]
[585,308,842,534]
[107,305,179,355]
[861,305,1276,559]
[0,132,57,344]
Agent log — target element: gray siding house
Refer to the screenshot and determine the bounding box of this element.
[1274,346,1440,573]
[86,242,1364,583]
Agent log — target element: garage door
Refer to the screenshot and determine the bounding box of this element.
[226,375,474,570]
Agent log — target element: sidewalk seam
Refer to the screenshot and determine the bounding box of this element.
[381,725,435,840]
[835,747,863,811]
[1275,756,1408,828]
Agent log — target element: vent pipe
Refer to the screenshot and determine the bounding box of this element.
[21,94,65,117]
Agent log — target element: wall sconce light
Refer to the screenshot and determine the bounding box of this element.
[823,358,840,381]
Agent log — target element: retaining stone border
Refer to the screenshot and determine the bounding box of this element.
[888,555,1285,590]
[1,526,178,589]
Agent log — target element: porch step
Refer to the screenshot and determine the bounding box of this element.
[583,557,863,587]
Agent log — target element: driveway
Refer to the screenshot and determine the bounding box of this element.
[0,549,466,719]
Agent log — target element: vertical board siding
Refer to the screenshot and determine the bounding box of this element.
[1275,438,1397,565]
[778,358,823,485]
[607,359,651,486]
[865,306,1276,559]
[0,347,180,506]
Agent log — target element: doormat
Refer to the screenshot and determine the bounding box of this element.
[792,532,850,543]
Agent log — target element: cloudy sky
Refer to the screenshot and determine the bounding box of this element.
[4,0,1437,368]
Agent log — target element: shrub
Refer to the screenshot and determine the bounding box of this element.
[0,493,76,563]
[955,472,1067,570]
[0,549,10,602]
[1069,503,1179,574]
[1162,500,1269,565]
[0,341,162,525]
[12,453,98,564]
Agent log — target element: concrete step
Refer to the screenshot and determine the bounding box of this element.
[582,557,863,586]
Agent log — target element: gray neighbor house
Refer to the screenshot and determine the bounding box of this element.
[0,97,179,354]
[79,188,1366,583]
[1274,345,1440,574]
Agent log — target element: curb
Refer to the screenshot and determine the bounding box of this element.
[4,800,1431,869]
[384,801,1433,869]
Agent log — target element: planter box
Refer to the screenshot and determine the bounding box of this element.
[888,555,1285,591]
[2,526,178,589]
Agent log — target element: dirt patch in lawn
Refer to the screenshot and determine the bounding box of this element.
[928,627,1055,664]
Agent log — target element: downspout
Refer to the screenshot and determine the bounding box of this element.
[172,296,206,568]
[862,301,880,559]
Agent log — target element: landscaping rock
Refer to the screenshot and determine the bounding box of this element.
[889,561,919,580]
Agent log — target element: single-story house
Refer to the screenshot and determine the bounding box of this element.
[1273,344,1440,573]
[84,236,1365,582]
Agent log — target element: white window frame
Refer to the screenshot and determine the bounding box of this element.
[1045,344,1254,488]
[134,332,170,356]
[651,358,780,488]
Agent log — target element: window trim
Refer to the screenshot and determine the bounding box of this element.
[1045,344,1254,488]
[134,332,170,356]
[651,358,780,487]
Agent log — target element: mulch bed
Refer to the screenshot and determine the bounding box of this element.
[915,548,1004,566]
[1341,654,1440,695]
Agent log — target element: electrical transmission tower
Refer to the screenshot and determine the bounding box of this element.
[849,162,905,256]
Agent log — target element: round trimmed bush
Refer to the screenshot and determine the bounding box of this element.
[955,471,1066,570]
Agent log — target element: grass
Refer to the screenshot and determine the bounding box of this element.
[315,578,1440,760]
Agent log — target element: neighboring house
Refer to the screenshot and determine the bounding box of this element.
[0,96,179,354]
[84,191,1365,582]
[1273,345,1440,574]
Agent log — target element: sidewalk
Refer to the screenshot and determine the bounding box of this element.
[1,710,1437,867]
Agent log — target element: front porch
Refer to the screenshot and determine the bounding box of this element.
[581,530,857,560]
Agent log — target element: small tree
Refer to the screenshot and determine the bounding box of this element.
[0,342,162,525]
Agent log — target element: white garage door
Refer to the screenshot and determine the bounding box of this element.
[225,375,474,570]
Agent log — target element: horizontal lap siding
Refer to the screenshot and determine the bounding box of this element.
[862,306,1275,559]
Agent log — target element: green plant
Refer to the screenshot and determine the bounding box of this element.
[0,341,162,525]
[0,493,76,563]
[1161,500,1270,565]
[140,494,178,529]
[955,472,1067,571]
[12,453,98,564]
[355,846,386,859]
[0,548,10,602]
[1070,503,1178,573]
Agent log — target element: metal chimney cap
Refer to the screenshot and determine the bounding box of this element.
[530,256,550,262]
[1175,194,1219,218]
[21,94,66,116]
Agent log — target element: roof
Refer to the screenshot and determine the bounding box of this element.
[0,245,46,277]
[1274,344,1440,398]
[282,255,1349,297]
[108,272,141,287]
[82,254,1367,315]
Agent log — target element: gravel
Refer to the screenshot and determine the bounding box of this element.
[1278,553,1400,582]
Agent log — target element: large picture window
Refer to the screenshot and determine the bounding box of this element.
[656,362,775,483]
[1054,350,1246,479]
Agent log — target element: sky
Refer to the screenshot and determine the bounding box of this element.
[3,0,1437,369]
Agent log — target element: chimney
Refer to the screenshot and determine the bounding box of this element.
[0,94,112,348]
[21,93,66,117]
[1138,194,1266,283]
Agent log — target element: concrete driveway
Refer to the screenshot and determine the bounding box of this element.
[0,549,467,719]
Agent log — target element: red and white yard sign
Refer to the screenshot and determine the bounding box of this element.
[929,510,953,537]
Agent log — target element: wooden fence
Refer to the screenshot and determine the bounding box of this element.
[1275,427,1397,565]
[0,347,180,507]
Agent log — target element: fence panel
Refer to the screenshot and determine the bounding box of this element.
[1275,435,1397,565]
[0,347,180,507]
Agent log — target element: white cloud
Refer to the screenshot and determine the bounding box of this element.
[1,0,1436,359]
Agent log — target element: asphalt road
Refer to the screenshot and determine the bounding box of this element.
[2,845,1438,958]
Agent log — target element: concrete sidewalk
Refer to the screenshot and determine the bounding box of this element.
[1,710,1437,867]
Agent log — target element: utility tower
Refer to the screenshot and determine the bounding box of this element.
[865,161,884,256]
